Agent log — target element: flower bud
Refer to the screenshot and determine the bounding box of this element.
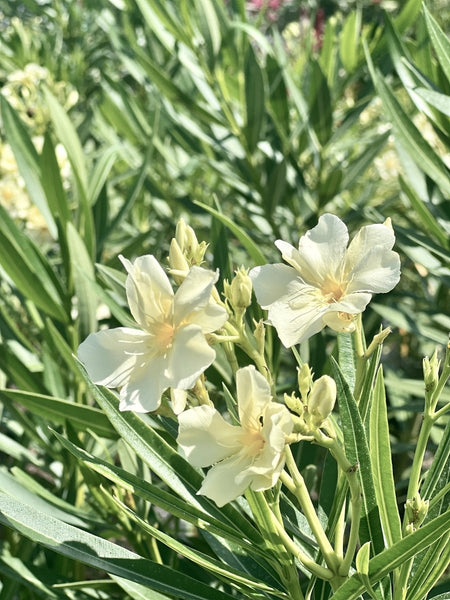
[253,319,265,355]
[172,218,208,271]
[284,392,303,416]
[228,267,253,310]
[297,363,313,401]
[423,350,440,396]
[405,492,429,531]
[307,375,336,425]
[168,238,190,283]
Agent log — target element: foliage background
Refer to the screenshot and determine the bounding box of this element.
[0,0,449,598]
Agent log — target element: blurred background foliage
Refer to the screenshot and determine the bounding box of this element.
[0,0,449,597]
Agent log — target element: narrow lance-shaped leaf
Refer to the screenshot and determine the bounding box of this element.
[331,358,385,554]
[328,508,450,600]
[369,367,402,547]
[423,4,450,83]
[0,96,57,238]
[244,44,265,153]
[0,493,237,600]
[0,389,117,440]
[364,42,450,197]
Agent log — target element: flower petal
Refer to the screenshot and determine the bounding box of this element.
[265,280,327,347]
[167,324,215,390]
[346,246,401,294]
[331,291,372,314]
[177,405,243,467]
[198,453,253,507]
[188,301,228,334]
[250,263,299,307]
[236,365,271,429]
[170,388,188,415]
[120,255,173,330]
[276,214,349,285]
[344,223,400,294]
[173,267,219,326]
[77,328,149,388]
[119,353,169,413]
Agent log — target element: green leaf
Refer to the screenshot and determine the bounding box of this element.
[111,495,285,597]
[244,44,265,153]
[328,508,450,600]
[111,576,171,600]
[66,222,98,339]
[308,61,332,146]
[51,429,268,559]
[341,131,390,190]
[399,176,449,248]
[87,146,118,205]
[415,87,450,116]
[364,43,450,196]
[407,533,450,600]
[0,544,63,600]
[0,205,68,323]
[421,420,450,503]
[0,469,88,529]
[369,368,402,548]
[194,201,266,265]
[331,358,385,554]
[0,389,117,439]
[339,10,361,73]
[0,96,57,238]
[43,88,87,192]
[423,3,450,83]
[40,132,71,226]
[0,493,237,600]
[194,0,222,59]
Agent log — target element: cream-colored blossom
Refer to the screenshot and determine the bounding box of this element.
[250,214,400,347]
[78,255,228,413]
[177,365,293,507]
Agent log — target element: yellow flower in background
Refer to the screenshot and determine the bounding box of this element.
[177,365,293,507]
[250,214,401,347]
[78,255,228,413]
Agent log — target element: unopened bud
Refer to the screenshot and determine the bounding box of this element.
[365,326,391,358]
[383,217,393,230]
[405,492,429,531]
[298,364,313,401]
[228,267,252,311]
[423,350,440,396]
[253,319,265,355]
[308,375,336,425]
[168,239,190,283]
[284,392,303,416]
[174,218,208,266]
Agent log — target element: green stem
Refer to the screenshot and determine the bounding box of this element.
[245,490,304,600]
[353,314,367,403]
[334,500,346,559]
[269,509,333,582]
[283,448,340,573]
[315,434,362,577]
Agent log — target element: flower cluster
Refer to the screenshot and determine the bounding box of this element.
[78,214,400,506]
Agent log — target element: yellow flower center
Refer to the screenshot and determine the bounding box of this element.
[152,321,175,352]
[242,428,265,457]
[321,278,347,304]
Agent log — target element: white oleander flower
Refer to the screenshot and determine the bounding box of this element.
[78,255,227,413]
[250,214,400,347]
[177,365,293,507]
